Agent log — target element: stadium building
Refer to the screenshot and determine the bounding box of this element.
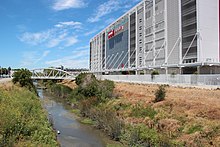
[90,0,220,74]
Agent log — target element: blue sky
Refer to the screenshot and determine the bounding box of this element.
[0,0,141,69]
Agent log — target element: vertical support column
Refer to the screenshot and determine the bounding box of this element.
[100,34,102,73]
[197,66,200,74]
[164,0,168,75]
[95,37,98,72]
[152,0,156,67]
[196,0,201,63]
[105,32,107,71]
[178,0,182,66]
[135,8,138,70]
[100,35,102,72]
[219,0,220,62]
[143,1,146,68]
[128,14,131,68]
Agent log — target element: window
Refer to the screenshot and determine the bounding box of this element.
[139,32,142,37]
[139,18,142,23]
[139,26,142,30]
[139,57,143,65]
[139,47,143,52]
[146,10,151,19]
[155,0,162,4]
[145,27,152,35]
[139,39,142,44]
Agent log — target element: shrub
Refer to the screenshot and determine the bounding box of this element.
[96,80,115,101]
[74,74,115,102]
[47,84,72,99]
[154,85,166,102]
[130,104,157,119]
[91,106,124,141]
[78,79,98,98]
[0,85,58,146]
[121,124,160,146]
[75,73,96,86]
[12,68,36,93]
[171,72,176,78]
[151,70,159,80]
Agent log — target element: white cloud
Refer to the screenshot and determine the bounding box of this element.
[45,50,89,68]
[75,45,89,50]
[19,21,81,48]
[54,21,82,28]
[88,0,141,23]
[84,25,105,36]
[84,29,98,36]
[105,18,116,25]
[21,50,50,67]
[88,0,120,23]
[46,32,68,48]
[65,36,78,47]
[42,50,51,58]
[19,30,52,45]
[52,0,86,11]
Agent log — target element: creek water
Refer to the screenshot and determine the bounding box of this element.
[37,88,108,147]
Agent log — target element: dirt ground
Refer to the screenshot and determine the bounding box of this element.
[114,82,220,146]
[62,80,220,120]
[114,82,220,120]
[62,80,220,145]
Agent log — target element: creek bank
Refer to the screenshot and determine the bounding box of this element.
[43,74,178,147]
[37,88,110,147]
[42,78,123,147]
[45,73,220,146]
[0,82,58,146]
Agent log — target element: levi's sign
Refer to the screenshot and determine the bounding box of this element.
[108,26,124,39]
[108,30,115,39]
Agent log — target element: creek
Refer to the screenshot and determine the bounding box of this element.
[37,88,110,147]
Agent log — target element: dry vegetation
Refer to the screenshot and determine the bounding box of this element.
[62,79,220,146]
[114,82,220,146]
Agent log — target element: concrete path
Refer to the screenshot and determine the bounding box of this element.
[0,78,12,84]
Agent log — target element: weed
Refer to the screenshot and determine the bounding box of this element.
[154,85,166,102]
[151,70,159,80]
[80,118,95,125]
[130,104,157,119]
[187,124,203,134]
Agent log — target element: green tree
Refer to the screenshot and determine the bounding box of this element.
[12,69,35,92]
[8,67,11,76]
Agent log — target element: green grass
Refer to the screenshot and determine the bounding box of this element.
[130,104,157,119]
[71,109,81,116]
[107,143,124,147]
[186,124,203,134]
[80,118,95,125]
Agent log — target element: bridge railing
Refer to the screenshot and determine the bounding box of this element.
[30,68,82,80]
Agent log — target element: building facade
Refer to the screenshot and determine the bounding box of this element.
[90,0,220,74]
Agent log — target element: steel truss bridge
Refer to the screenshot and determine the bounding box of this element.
[31,68,82,80]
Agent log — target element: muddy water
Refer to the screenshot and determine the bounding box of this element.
[37,88,107,147]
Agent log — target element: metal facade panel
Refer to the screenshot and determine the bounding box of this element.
[167,0,180,65]
[197,0,219,63]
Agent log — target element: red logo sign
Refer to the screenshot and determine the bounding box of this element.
[115,26,123,34]
[108,26,124,39]
[108,30,115,39]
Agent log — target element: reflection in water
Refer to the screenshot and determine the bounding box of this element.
[37,88,105,147]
